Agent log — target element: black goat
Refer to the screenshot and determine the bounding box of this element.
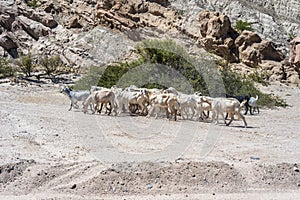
[225,94,251,115]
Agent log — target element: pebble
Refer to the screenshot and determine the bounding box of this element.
[250,156,260,160]
[147,183,153,189]
[71,184,76,189]
[293,167,299,172]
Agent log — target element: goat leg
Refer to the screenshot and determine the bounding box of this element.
[226,114,234,126]
[243,105,249,115]
[224,112,229,120]
[250,107,254,115]
[165,108,170,119]
[98,103,104,114]
[69,102,73,111]
[107,102,112,115]
[174,109,177,121]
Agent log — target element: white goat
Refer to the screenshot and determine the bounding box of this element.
[90,86,107,93]
[177,93,199,120]
[202,97,247,128]
[83,90,118,115]
[117,90,148,115]
[248,95,259,114]
[197,96,213,120]
[60,87,90,111]
[147,93,180,121]
[163,87,180,96]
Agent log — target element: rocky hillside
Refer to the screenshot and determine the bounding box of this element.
[0,0,299,84]
[169,0,300,55]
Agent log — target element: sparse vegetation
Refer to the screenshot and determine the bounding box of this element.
[73,66,104,90]
[134,39,209,94]
[26,0,39,8]
[221,69,287,107]
[177,9,185,15]
[234,20,254,33]
[247,70,269,86]
[40,55,63,76]
[0,58,15,78]
[75,39,287,108]
[288,32,296,41]
[17,54,35,77]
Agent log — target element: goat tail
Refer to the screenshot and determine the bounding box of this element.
[255,95,258,100]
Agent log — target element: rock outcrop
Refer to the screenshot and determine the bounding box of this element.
[196,11,284,67]
[169,0,300,56]
[0,32,18,58]
[197,11,239,62]
[0,0,299,84]
[235,31,284,66]
[289,36,300,71]
[95,0,180,31]
[286,35,300,83]
[0,2,56,57]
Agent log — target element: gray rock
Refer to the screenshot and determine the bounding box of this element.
[147,183,153,189]
[13,15,50,40]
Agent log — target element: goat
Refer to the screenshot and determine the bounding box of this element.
[202,97,247,128]
[82,90,118,115]
[90,86,107,93]
[248,95,259,114]
[147,93,180,121]
[177,93,199,120]
[225,94,251,115]
[117,90,149,115]
[60,86,90,111]
[197,96,213,120]
[163,87,180,96]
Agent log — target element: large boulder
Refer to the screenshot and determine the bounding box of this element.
[0,5,18,31]
[12,15,51,40]
[198,11,239,62]
[0,32,18,58]
[30,11,58,28]
[289,36,300,74]
[235,31,284,67]
[199,11,234,39]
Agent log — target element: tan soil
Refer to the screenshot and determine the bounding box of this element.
[0,82,299,199]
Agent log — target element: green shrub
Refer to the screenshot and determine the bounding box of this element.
[135,39,209,94]
[221,69,287,108]
[40,55,62,76]
[0,58,15,78]
[288,32,296,41]
[98,64,129,88]
[18,54,35,77]
[27,0,39,8]
[73,66,104,90]
[76,39,287,108]
[246,70,269,86]
[234,20,253,33]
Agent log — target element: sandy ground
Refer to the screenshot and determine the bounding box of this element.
[0,82,299,199]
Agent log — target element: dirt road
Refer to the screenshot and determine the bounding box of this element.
[0,83,299,199]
